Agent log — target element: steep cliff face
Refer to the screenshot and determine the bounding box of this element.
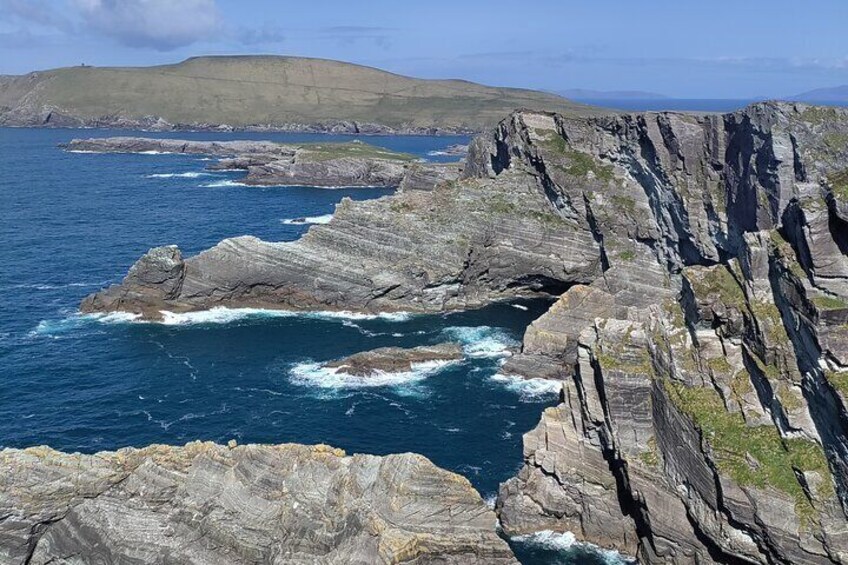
[79,102,848,562]
[0,442,515,564]
[487,103,848,563]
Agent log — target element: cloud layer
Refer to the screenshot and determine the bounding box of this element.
[73,0,222,50]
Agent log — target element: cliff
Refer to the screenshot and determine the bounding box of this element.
[0,442,515,564]
[0,55,595,134]
[80,101,848,562]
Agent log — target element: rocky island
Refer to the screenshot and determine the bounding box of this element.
[326,343,464,376]
[72,101,848,563]
[64,137,421,188]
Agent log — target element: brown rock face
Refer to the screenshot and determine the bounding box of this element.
[0,442,516,564]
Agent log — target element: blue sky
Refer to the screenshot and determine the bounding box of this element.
[1,0,846,98]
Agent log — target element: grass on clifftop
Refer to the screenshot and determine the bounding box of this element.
[665,380,833,525]
[298,141,415,162]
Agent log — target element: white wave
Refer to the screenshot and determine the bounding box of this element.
[146,172,212,179]
[29,311,142,337]
[157,307,412,326]
[280,214,334,225]
[200,179,249,188]
[510,530,633,564]
[442,326,518,358]
[288,359,454,389]
[511,304,529,311]
[490,373,563,401]
[139,150,175,155]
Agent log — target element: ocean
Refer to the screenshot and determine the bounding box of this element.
[0,127,631,564]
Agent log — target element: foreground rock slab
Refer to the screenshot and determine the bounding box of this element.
[0,442,515,564]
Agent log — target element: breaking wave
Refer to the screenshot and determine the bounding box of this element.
[158,307,412,325]
[200,179,250,188]
[510,531,634,564]
[146,172,212,179]
[441,326,518,358]
[280,214,334,225]
[288,359,455,389]
[490,373,562,401]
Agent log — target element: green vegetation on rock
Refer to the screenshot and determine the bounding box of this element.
[299,142,415,162]
[686,265,746,308]
[665,380,833,524]
[812,294,848,311]
[825,370,848,397]
[827,169,848,200]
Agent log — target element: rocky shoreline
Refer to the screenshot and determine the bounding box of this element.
[0,441,515,564]
[74,101,848,563]
[64,137,431,188]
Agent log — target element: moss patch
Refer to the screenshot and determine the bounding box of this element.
[666,380,833,525]
[686,265,746,309]
[827,169,848,200]
[812,294,848,311]
[299,141,415,162]
[825,370,848,397]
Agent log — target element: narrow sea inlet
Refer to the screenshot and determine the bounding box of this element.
[0,127,629,565]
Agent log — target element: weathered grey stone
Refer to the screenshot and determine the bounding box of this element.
[0,443,516,565]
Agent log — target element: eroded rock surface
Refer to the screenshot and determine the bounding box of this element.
[327,343,464,376]
[0,442,515,564]
[64,137,416,188]
[80,102,848,562]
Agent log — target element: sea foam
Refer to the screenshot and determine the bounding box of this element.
[280,214,334,225]
[158,307,412,326]
[510,530,634,564]
[442,326,518,358]
[288,359,455,389]
[146,172,212,179]
[490,373,562,401]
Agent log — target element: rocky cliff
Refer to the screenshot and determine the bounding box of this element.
[81,101,848,563]
[0,442,515,564]
[65,137,416,188]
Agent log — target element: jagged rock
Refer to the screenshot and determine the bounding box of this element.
[0,442,516,564]
[64,137,415,188]
[326,343,463,376]
[79,102,848,562]
[398,162,462,192]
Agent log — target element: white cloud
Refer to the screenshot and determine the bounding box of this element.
[74,0,222,50]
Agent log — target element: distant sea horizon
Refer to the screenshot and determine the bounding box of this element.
[572,98,848,112]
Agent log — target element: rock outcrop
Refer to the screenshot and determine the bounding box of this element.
[65,137,417,188]
[81,102,848,562]
[0,442,515,564]
[327,343,464,376]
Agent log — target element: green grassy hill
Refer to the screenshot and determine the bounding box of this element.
[0,55,596,132]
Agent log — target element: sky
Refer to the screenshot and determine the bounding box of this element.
[1,0,846,98]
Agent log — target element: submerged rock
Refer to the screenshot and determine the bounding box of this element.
[327,342,464,376]
[0,442,516,564]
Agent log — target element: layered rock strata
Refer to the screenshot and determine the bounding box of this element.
[0,442,515,564]
[81,102,848,563]
[64,137,416,188]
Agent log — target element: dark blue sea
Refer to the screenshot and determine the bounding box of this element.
[0,127,630,564]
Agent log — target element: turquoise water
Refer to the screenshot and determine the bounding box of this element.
[0,127,630,564]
